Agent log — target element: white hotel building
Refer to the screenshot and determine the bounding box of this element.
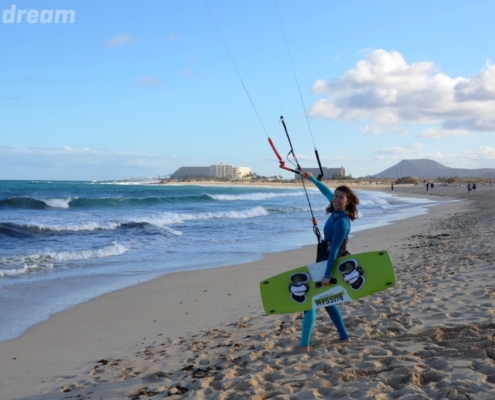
[171,164,251,179]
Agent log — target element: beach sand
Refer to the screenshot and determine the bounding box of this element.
[0,184,494,399]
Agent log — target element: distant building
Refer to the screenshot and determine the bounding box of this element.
[171,164,252,179]
[295,167,346,179]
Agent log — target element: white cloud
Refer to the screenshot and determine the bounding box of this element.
[417,128,470,138]
[0,146,175,180]
[310,50,495,132]
[377,142,425,155]
[133,77,162,89]
[454,60,495,101]
[104,34,133,47]
[462,146,495,160]
[442,118,495,132]
[360,124,385,135]
[378,146,409,155]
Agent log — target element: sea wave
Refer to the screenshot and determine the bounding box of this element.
[0,195,217,210]
[140,206,270,227]
[0,207,269,234]
[0,221,120,233]
[0,196,72,209]
[360,197,390,206]
[207,191,308,201]
[0,197,49,210]
[0,191,310,210]
[0,242,128,277]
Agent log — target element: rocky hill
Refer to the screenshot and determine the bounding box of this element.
[373,159,495,179]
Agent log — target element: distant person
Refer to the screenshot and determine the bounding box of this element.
[426,182,429,191]
[431,182,435,189]
[473,183,477,192]
[295,171,359,353]
[467,183,472,193]
[391,184,394,191]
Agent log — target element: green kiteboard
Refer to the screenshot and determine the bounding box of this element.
[260,250,395,315]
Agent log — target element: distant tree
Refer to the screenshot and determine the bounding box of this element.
[395,176,419,184]
[444,177,461,184]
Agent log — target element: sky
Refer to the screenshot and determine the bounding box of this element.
[1,0,495,180]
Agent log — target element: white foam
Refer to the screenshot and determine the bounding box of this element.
[49,242,128,262]
[13,221,120,232]
[0,242,128,277]
[0,263,55,277]
[140,206,270,227]
[40,198,72,209]
[208,191,308,201]
[359,197,390,206]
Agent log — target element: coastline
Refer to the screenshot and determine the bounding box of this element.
[1,185,494,399]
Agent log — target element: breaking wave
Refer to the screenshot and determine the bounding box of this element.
[0,242,128,278]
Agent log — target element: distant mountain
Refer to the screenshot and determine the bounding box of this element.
[372,159,495,179]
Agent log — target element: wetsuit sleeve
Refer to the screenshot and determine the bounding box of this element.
[324,217,350,278]
[309,175,333,202]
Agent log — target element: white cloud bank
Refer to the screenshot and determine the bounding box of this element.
[0,146,174,180]
[310,50,495,134]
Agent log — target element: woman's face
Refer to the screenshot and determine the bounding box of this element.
[332,190,348,212]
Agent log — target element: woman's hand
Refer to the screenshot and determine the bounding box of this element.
[301,171,313,179]
[321,277,331,286]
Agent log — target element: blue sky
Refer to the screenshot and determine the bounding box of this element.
[1,0,495,180]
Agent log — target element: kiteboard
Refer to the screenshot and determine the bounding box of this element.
[260,250,395,315]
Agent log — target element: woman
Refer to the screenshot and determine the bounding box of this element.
[296,171,360,353]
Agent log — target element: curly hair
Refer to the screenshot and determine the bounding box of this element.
[325,185,360,221]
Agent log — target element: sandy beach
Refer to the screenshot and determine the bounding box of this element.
[1,184,494,400]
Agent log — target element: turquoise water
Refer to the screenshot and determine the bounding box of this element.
[0,180,443,342]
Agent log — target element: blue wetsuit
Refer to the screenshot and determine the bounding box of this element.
[300,176,350,346]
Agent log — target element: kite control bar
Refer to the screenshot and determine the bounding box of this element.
[268,137,301,175]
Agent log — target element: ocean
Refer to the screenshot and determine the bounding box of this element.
[0,180,443,342]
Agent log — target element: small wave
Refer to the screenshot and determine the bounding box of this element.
[0,197,72,209]
[0,223,31,238]
[0,242,128,278]
[142,206,270,227]
[0,263,55,278]
[0,221,120,233]
[0,194,219,210]
[0,207,268,235]
[42,198,72,209]
[70,195,214,208]
[208,191,307,201]
[49,242,128,262]
[0,197,48,210]
[360,197,390,207]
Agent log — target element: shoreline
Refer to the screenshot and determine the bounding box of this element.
[0,186,444,344]
[1,186,494,399]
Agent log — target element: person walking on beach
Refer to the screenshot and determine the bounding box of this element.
[295,171,360,353]
[467,183,472,193]
[473,183,477,192]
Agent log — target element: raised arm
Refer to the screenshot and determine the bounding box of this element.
[305,174,333,203]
